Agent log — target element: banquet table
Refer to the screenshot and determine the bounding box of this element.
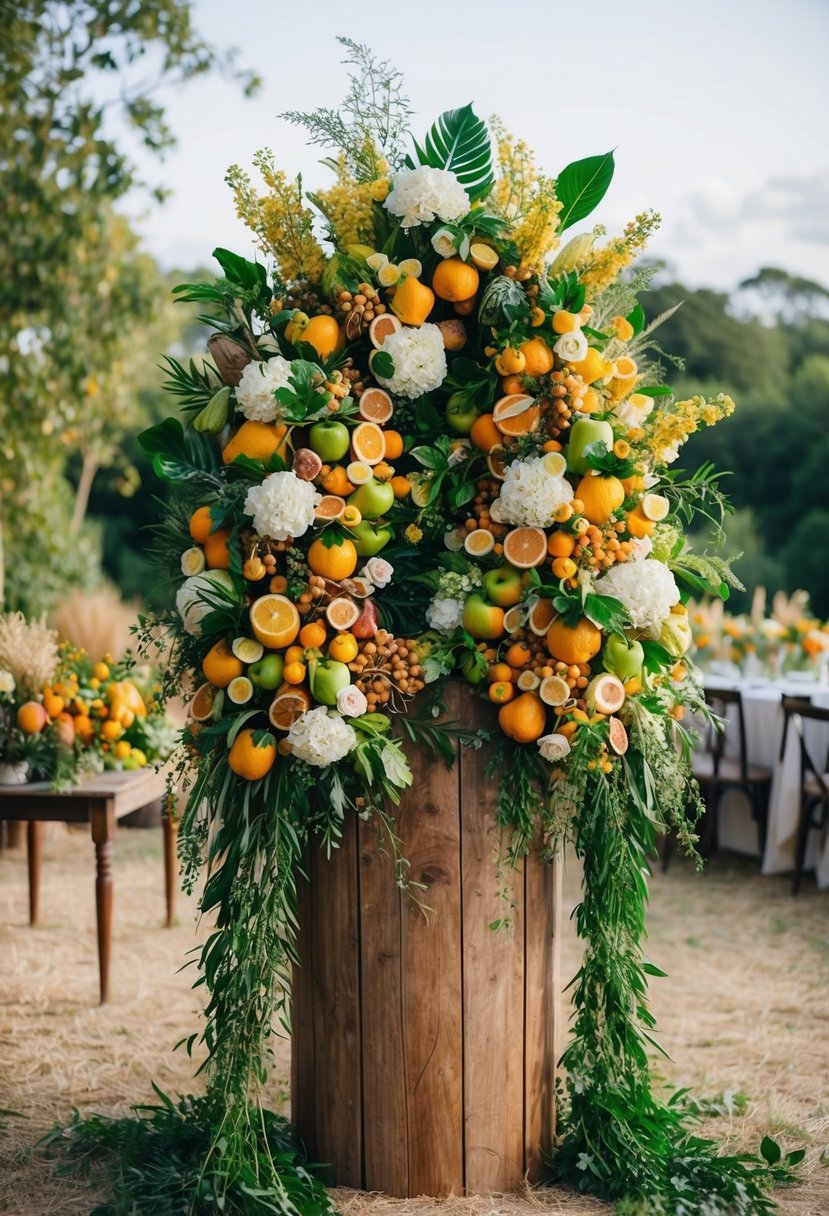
[699,673,829,888]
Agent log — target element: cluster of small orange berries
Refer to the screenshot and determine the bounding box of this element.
[335,283,387,338]
[272,280,332,316]
[296,573,328,616]
[572,519,636,573]
[338,357,368,400]
[349,630,425,709]
[541,371,592,438]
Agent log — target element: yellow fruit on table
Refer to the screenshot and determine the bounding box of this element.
[548,531,576,559]
[328,632,359,663]
[519,337,554,377]
[390,275,435,326]
[307,537,358,581]
[498,691,547,742]
[295,314,343,359]
[546,616,602,665]
[494,347,526,377]
[189,505,215,544]
[114,741,131,761]
[228,728,277,781]
[390,475,412,499]
[107,680,146,716]
[575,473,626,524]
[432,257,479,303]
[250,594,301,650]
[101,719,123,742]
[568,347,615,385]
[17,701,48,734]
[93,661,110,682]
[202,639,244,688]
[469,242,499,271]
[299,621,327,650]
[222,421,291,465]
[42,691,64,719]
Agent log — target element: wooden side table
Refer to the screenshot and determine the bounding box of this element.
[0,768,177,1003]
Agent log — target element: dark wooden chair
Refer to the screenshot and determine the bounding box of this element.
[780,696,829,895]
[691,687,771,858]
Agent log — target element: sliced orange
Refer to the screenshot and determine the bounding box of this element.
[502,527,548,569]
[487,449,507,479]
[539,675,571,706]
[492,393,540,437]
[326,597,360,631]
[503,605,525,634]
[528,597,557,636]
[358,386,394,424]
[189,682,219,721]
[250,594,301,650]
[368,314,402,348]
[351,422,386,465]
[268,686,311,731]
[315,495,346,521]
[470,413,502,452]
[464,528,495,556]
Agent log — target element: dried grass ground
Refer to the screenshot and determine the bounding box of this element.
[0,826,827,1215]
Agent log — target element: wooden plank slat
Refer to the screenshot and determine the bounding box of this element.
[524,848,559,1180]
[308,821,362,1186]
[399,680,464,1196]
[358,815,408,1196]
[460,687,525,1191]
[290,861,316,1161]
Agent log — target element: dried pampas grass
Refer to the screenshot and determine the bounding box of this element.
[0,611,59,700]
[52,584,139,661]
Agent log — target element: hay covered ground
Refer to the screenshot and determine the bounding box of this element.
[0,825,827,1215]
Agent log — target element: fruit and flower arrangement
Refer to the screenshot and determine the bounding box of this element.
[0,612,175,786]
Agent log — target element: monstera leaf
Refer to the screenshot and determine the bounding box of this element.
[556,151,615,231]
[409,104,494,201]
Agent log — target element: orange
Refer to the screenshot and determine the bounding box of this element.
[390,276,435,326]
[299,621,327,649]
[74,714,94,744]
[575,474,626,525]
[351,422,385,465]
[453,297,476,316]
[189,505,215,544]
[315,495,346,521]
[383,430,404,460]
[299,315,342,360]
[250,594,301,649]
[204,529,232,570]
[492,393,540,436]
[552,557,577,580]
[548,531,576,559]
[500,374,524,395]
[328,632,359,663]
[494,347,526,377]
[546,617,602,665]
[519,337,554,377]
[284,646,305,665]
[283,661,307,685]
[373,460,394,482]
[325,598,360,631]
[626,505,656,539]
[506,641,533,668]
[368,314,402,347]
[101,719,123,742]
[390,475,411,499]
[223,421,290,466]
[503,527,548,569]
[470,414,502,452]
[202,639,244,688]
[488,663,514,684]
[552,310,581,334]
[190,682,219,721]
[109,700,136,728]
[621,472,646,496]
[307,536,358,580]
[489,681,515,704]
[321,466,355,496]
[432,257,479,302]
[498,692,547,742]
[269,686,311,731]
[358,387,394,424]
[92,661,110,681]
[228,728,277,780]
[42,691,64,718]
[16,701,47,734]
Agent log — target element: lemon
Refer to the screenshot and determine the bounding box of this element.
[346,460,373,485]
[397,258,423,278]
[227,676,254,704]
[542,452,567,478]
[377,263,400,287]
[469,242,499,271]
[232,637,264,663]
[366,252,389,271]
[181,546,206,576]
[464,528,495,556]
[642,493,670,521]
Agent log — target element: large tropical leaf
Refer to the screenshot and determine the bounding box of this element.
[409,104,494,201]
[556,151,615,231]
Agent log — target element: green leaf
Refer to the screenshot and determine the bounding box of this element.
[410,445,448,471]
[212,247,267,292]
[556,151,615,232]
[760,1136,781,1165]
[626,301,646,336]
[641,640,674,673]
[583,593,628,634]
[411,104,494,201]
[642,962,668,978]
[636,384,673,397]
[371,350,394,379]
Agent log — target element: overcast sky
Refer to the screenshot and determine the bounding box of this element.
[120,0,829,291]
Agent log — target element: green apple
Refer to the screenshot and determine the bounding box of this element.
[602,634,644,682]
[460,652,487,685]
[308,658,352,706]
[482,564,524,608]
[566,417,614,475]
[348,478,395,519]
[446,392,478,435]
[462,594,505,641]
[248,654,284,689]
[309,419,350,462]
[349,520,394,557]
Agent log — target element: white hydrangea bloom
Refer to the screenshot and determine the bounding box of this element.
[385,166,470,229]
[426,596,464,635]
[287,706,357,766]
[235,357,293,422]
[596,559,680,636]
[243,471,321,541]
[0,669,15,695]
[375,324,447,399]
[491,455,573,528]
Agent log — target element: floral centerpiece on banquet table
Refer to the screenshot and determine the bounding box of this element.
[48,39,804,1216]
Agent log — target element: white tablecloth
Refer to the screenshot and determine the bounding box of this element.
[700,676,829,887]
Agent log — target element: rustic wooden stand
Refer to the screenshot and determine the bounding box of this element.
[0,768,176,1003]
[292,684,562,1196]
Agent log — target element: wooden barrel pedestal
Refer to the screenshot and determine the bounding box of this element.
[291,684,562,1196]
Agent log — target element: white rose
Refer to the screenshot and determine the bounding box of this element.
[431,227,457,258]
[243,470,321,541]
[553,331,588,363]
[336,685,369,718]
[538,733,572,763]
[0,669,15,695]
[361,557,393,588]
[426,595,464,635]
